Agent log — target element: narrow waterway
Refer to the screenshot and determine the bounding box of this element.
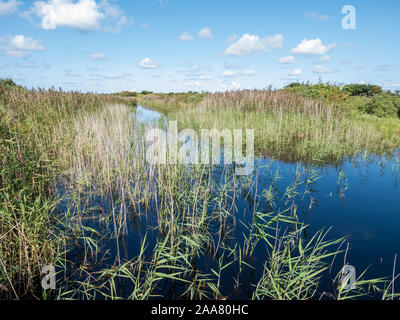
[56,105,400,299]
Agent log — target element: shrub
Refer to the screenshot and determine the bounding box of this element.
[118,91,137,97]
[342,84,382,97]
[284,83,349,102]
[363,93,400,118]
[0,78,18,88]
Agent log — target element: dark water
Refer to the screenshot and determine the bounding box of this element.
[56,106,400,299]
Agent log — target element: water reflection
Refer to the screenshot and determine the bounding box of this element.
[56,105,400,299]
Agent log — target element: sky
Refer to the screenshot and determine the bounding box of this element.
[0,0,399,93]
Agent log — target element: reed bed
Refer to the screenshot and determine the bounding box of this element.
[149,90,400,164]
[54,103,397,300]
[0,84,397,300]
[0,85,135,298]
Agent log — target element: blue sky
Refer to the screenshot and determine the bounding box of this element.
[0,0,399,93]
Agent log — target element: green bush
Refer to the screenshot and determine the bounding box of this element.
[284,83,349,102]
[0,78,18,88]
[363,93,400,118]
[118,91,137,97]
[342,84,382,97]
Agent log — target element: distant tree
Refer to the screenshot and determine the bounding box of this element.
[285,82,302,89]
[342,84,382,97]
[0,78,17,88]
[119,91,137,97]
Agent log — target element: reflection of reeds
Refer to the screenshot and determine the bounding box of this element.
[59,105,397,300]
[1,84,397,300]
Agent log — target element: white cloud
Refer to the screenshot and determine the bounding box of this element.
[218,81,242,91]
[198,27,212,39]
[305,12,330,22]
[278,55,297,64]
[139,57,158,69]
[0,0,21,16]
[313,65,335,73]
[184,81,201,87]
[24,0,130,32]
[225,33,283,56]
[291,38,336,55]
[88,52,106,60]
[289,68,302,76]
[0,35,44,58]
[242,69,255,76]
[222,70,235,77]
[9,35,43,50]
[179,32,194,41]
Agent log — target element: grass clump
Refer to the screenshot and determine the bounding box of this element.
[156,89,400,164]
[0,84,135,298]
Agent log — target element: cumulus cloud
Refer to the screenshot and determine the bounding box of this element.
[0,35,44,58]
[198,27,212,39]
[88,52,106,60]
[291,38,336,55]
[217,81,242,91]
[278,55,297,64]
[225,33,283,56]
[222,70,235,77]
[184,81,201,87]
[289,68,302,76]
[0,0,21,16]
[179,32,194,41]
[139,57,158,69]
[24,0,130,33]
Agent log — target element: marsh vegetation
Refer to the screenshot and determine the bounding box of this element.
[1,80,399,300]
